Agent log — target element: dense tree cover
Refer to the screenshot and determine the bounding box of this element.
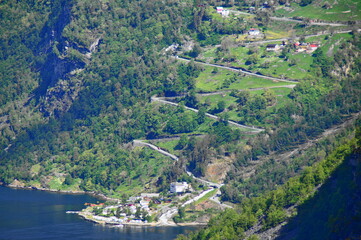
[179,122,360,239]
[218,34,361,202]
[0,0,203,195]
[0,3,360,238]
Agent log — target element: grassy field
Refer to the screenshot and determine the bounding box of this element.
[226,48,313,80]
[195,65,295,92]
[150,139,179,155]
[196,87,293,125]
[198,32,353,81]
[275,0,361,22]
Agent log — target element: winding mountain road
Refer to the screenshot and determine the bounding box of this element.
[133,139,233,224]
[151,96,264,132]
[244,29,361,45]
[133,140,179,161]
[157,85,296,100]
[174,56,298,83]
[229,10,347,27]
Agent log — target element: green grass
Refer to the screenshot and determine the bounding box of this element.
[195,66,232,92]
[193,189,218,205]
[229,75,297,88]
[195,65,295,92]
[258,53,313,80]
[30,164,41,175]
[200,42,314,80]
[151,139,179,155]
[198,93,238,110]
[48,177,63,190]
[250,87,293,108]
[276,0,361,21]
[264,29,292,39]
[319,33,353,55]
[197,87,293,125]
[199,32,354,82]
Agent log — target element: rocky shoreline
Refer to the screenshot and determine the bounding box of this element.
[77,210,207,227]
[2,180,118,202]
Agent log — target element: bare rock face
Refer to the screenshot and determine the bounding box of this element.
[9,179,25,188]
[40,77,83,117]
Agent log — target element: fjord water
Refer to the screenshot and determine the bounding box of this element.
[0,186,198,240]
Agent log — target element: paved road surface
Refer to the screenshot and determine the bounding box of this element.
[133,140,179,161]
[230,10,347,27]
[244,29,360,45]
[151,96,264,132]
[174,56,298,84]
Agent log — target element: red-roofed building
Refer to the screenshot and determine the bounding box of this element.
[309,44,319,49]
[248,28,260,35]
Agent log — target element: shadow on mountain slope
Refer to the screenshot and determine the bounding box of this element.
[276,153,361,240]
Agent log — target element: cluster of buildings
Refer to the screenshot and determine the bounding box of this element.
[83,182,191,225]
[294,42,320,53]
[264,41,320,53]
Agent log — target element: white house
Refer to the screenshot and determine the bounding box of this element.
[216,6,223,12]
[170,182,189,193]
[216,7,230,17]
[248,28,260,35]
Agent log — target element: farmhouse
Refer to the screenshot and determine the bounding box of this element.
[170,182,189,193]
[295,43,320,53]
[308,44,319,52]
[216,7,229,17]
[266,44,280,51]
[248,28,260,35]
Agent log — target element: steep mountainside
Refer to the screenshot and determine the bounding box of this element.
[1,0,361,238]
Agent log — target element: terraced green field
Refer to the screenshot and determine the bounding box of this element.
[196,87,293,126]
[198,32,353,81]
[195,65,295,92]
[275,0,361,22]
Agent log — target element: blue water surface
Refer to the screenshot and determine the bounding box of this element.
[0,186,199,240]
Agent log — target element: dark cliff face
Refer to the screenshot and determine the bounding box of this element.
[34,0,88,116]
[36,0,74,93]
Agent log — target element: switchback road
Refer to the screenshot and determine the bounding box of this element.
[174,56,298,84]
[151,96,264,132]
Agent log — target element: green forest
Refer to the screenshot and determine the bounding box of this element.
[0,0,360,239]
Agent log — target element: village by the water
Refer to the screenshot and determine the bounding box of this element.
[75,181,224,226]
[66,4,353,227]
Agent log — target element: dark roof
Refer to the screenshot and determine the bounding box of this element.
[266,44,278,48]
